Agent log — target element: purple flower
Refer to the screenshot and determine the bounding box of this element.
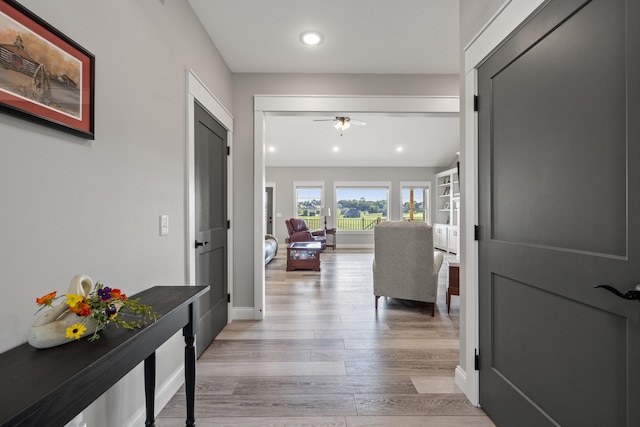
[105,304,118,317]
[98,287,112,301]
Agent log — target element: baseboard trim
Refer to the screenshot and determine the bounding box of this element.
[233,307,258,320]
[455,365,470,402]
[125,365,185,427]
[334,244,374,249]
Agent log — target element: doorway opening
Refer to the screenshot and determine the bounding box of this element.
[253,96,460,319]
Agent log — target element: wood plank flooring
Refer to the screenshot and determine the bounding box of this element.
[158,248,495,426]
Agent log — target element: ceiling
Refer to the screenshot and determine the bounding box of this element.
[265,112,459,167]
[187,0,461,167]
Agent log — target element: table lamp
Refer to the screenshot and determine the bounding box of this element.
[320,207,331,229]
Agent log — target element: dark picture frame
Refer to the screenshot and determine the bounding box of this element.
[0,0,94,139]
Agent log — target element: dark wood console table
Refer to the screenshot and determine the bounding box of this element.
[0,285,209,427]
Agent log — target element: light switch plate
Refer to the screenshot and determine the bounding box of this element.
[160,215,169,236]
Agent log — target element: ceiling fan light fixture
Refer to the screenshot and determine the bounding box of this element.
[300,31,323,46]
[334,118,350,130]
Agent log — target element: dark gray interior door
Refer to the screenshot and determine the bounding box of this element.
[194,101,228,358]
[265,186,273,235]
[478,0,640,425]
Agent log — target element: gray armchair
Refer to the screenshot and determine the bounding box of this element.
[372,221,444,316]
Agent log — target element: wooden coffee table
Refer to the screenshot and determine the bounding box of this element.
[286,242,322,271]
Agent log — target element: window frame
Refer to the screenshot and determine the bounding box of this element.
[293,181,325,229]
[400,181,432,225]
[333,181,392,233]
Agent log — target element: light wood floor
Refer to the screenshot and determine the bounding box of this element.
[158,248,495,426]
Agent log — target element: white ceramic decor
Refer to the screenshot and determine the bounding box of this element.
[28,274,101,349]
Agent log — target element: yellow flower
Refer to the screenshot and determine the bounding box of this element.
[65,293,84,308]
[66,323,87,340]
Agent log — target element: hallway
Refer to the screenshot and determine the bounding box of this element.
[158,249,494,426]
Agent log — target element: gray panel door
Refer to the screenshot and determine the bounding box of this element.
[478,0,640,425]
[265,186,274,235]
[194,101,228,358]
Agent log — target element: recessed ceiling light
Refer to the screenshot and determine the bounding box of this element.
[396,147,404,152]
[268,146,275,153]
[300,31,323,46]
[332,146,340,152]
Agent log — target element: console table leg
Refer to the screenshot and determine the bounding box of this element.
[144,352,156,427]
[185,336,196,427]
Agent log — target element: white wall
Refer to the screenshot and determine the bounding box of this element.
[0,1,232,425]
[232,73,459,308]
[267,166,442,246]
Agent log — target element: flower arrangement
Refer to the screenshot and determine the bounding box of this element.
[35,281,159,342]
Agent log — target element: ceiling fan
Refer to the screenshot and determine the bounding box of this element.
[314,116,366,135]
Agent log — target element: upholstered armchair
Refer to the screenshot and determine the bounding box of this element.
[285,218,326,249]
[372,221,444,316]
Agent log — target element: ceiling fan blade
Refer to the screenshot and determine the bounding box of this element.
[313,116,366,126]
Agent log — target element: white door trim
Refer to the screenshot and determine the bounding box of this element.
[461,0,546,406]
[253,95,459,319]
[186,69,234,320]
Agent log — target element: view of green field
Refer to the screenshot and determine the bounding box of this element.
[296,186,426,230]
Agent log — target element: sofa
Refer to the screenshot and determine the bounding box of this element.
[265,234,278,265]
[285,218,326,249]
[372,221,443,316]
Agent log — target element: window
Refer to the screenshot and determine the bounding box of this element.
[294,181,324,230]
[401,182,431,224]
[334,182,390,231]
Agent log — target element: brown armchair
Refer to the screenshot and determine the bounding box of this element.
[285,218,326,249]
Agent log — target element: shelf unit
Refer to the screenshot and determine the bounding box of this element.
[434,167,460,254]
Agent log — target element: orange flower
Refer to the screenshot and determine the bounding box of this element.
[77,303,91,316]
[69,301,91,316]
[36,291,57,306]
[111,289,122,299]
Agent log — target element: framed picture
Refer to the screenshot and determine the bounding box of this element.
[0,0,94,139]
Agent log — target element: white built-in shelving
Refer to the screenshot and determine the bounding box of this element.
[434,167,460,254]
